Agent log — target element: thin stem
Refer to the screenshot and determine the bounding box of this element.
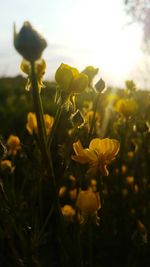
[36,202,55,243]
[30,61,68,260]
[30,61,47,147]
[30,61,56,188]
[47,104,63,148]
[88,92,100,142]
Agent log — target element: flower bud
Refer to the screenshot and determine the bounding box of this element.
[76,189,101,215]
[14,21,47,61]
[61,205,75,222]
[95,78,106,93]
[7,135,21,156]
[55,63,88,94]
[71,109,85,128]
[82,66,99,87]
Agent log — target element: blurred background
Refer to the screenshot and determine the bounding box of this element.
[0,0,150,89]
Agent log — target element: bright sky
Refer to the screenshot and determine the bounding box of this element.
[1,0,149,88]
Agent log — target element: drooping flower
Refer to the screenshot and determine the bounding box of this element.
[14,21,47,61]
[55,63,88,94]
[7,135,21,156]
[26,112,54,136]
[21,59,46,92]
[72,138,120,176]
[76,188,101,224]
[77,189,100,214]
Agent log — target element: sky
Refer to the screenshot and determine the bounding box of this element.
[1,0,149,88]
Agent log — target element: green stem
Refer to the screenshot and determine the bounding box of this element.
[88,92,100,141]
[30,61,67,261]
[47,104,63,148]
[30,61,47,147]
[35,202,55,243]
[30,61,56,188]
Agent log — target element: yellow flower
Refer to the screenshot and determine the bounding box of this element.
[44,114,54,135]
[103,93,119,108]
[20,59,46,92]
[121,164,127,174]
[89,179,97,192]
[59,186,67,197]
[134,184,139,193]
[82,66,99,87]
[7,135,21,156]
[115,98,138,118]
[72,138,120,176]
[76,189,100,215]
[126,176,134,185]
[26,112,54,136]
[55,63,88,94]
[14,21,47,61]
[127,151,134,159]
[26,112,38,134]
[76,188,101,224]
[69,188,78,201]
[61,205,76,221]
[0,160,13,172]
[70,72,89,93]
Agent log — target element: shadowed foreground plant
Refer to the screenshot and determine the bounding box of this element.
[0,20,132,267]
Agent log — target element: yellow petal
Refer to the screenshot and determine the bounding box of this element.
[76,190,100,215]
[72,140,84,155]
[104,139,120,162]
[70,73,88,93]
[35,59,46,76]
[43,114,54,135]
[20,59,31,75]
[55,63,79,91]
[72,140,91,164]
[89,138,119,158]
[26,112,37,134]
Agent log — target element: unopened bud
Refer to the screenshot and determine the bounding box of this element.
[14,21,47,61]
[71,109,84,128]
[95,78,106,93]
